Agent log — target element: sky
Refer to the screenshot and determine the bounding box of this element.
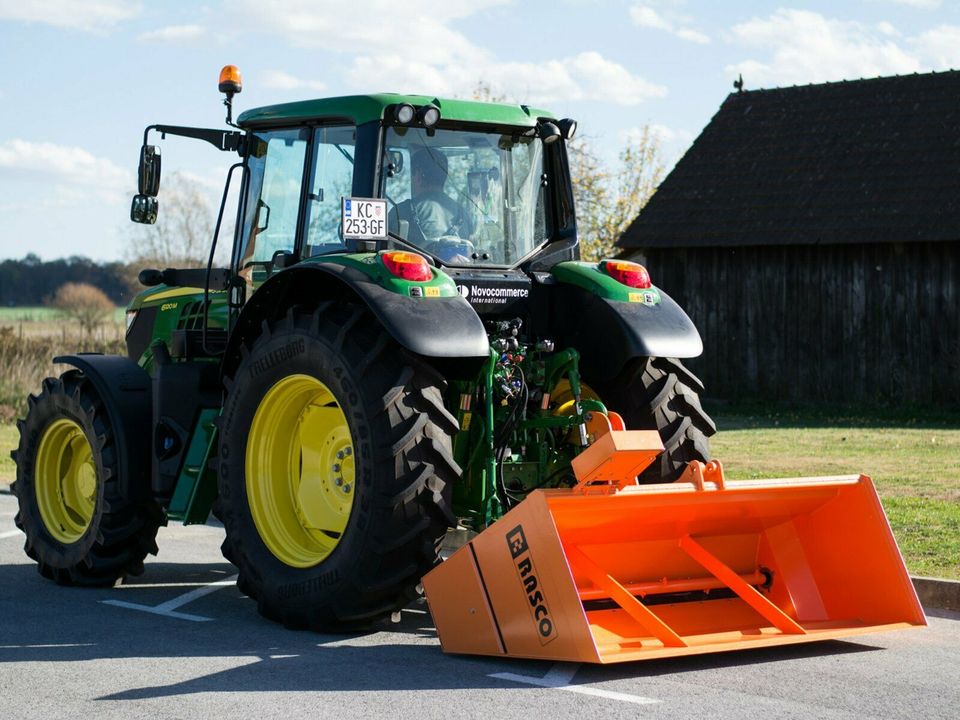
[1,0,958,262]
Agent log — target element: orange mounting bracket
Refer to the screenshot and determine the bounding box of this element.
[677,459,726,490]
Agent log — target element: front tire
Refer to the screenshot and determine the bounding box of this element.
[217,305,459,630]
[12,372,162,585]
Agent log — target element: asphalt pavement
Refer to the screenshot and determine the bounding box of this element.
[0,490,957,720]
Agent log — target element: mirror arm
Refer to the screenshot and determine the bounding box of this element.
[143,124,244,154]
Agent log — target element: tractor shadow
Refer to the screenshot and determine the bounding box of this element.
[0,559,886,701]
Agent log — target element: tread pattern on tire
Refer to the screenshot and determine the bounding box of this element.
[216,304,457,631]
[597,357,717,483]
[13,372,162,586]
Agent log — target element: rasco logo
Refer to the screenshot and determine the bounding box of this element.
[505,524,558,645]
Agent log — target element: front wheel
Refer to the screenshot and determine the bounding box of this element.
[216,305,459,630]
[593,357,717,483]
[12,372,162,585]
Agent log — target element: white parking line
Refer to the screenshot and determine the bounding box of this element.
[0,643,95,649]
[0,530,21,540]
[489,663,660,705]
[100,575,238,622]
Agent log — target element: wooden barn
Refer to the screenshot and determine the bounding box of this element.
[618,70,960,406]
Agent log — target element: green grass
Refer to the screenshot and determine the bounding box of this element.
[0,306,62,322]
[0,305,126,325]
[0,422,16,486]
[713,413,960,580]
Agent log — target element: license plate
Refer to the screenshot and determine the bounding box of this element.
[342,197,387,240]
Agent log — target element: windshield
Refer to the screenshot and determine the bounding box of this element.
[381,126,547,266]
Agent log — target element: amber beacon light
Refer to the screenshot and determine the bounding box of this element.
[219,65,243,96]
[219,65,243,126]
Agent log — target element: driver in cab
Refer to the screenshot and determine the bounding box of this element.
[396,148,472,261]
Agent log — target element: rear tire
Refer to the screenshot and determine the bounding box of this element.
[594,357,716,483]
[217,304,458,630]
[12,372,162,585]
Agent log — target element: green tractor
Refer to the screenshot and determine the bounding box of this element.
[12,68,714,629]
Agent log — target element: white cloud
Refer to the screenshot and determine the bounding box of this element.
[630,4,709,44]
[138,24,205,43]
[225,0,498,66]
[229,0,664,107]
[650,124,693,146]
[0,139,130,204]
[622,123,694,150]
[348,51,667,107]
[561,51,668,105]
[260,70,327,93]
[876,21,900,37]
[0,0,139,32]
[911,25,960,69]
[725,10,920,86]
[631,5,671,31]
[175,168,228,195]
[348,56,456,97]
[871,0,940,8]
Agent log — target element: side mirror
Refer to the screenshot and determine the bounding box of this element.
[131,194,158,224]
[138,144,161,196]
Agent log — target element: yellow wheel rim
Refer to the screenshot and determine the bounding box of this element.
[35,418,97,544]
[246,374,356,568]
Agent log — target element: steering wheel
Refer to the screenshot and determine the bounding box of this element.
[426,236,475,263]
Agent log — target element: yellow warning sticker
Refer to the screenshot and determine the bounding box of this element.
[425,286,441,297]
[628,292,642,303]
[461,412,472,431]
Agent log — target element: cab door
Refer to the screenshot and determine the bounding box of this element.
[233,127,310,298]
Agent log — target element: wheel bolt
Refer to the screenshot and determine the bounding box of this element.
[343,484,351,493]
[333,463,341,473]
[344,447,352,456]
[336,450,344,459]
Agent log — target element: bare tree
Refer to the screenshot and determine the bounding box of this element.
[47,282,115,336]
[125,171,218,270]
[569,127,665,262]
[471,81,509,103]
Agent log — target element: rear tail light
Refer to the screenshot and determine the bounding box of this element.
[600,259,652,289]
[381,251,432,282]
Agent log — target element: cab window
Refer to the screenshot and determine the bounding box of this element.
[236,128,309,289]
[304,125,356,256]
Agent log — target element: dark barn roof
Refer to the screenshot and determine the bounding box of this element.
[619,70,960,249]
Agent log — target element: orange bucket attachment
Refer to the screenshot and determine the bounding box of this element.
[423,433,925,664]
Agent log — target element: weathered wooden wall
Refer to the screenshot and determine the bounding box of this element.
[639,242,960,405]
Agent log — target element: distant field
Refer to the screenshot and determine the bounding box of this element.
[0,307,61,322]
[0,308,126,415]
[0,305,126,326]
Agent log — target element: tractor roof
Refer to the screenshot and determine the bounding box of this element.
[237,93,554,128]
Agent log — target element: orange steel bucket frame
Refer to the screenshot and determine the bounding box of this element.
[423,431,926,664]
